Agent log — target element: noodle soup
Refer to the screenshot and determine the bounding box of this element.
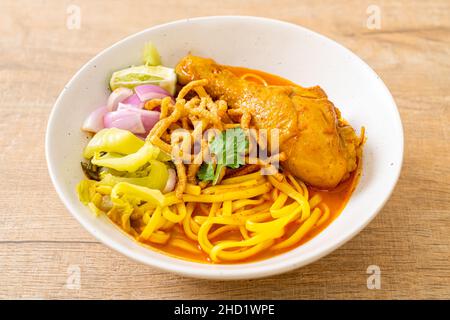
[76,43,364,264]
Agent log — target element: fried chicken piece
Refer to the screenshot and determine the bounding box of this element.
[175,55,361,189]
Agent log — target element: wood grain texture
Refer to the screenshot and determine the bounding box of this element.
[0,0,449,299]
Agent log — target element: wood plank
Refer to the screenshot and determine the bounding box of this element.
[0,0,449,299]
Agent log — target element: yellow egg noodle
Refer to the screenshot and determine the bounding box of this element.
[77,78,332,263]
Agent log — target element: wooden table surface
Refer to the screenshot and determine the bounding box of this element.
[0,0,449,300]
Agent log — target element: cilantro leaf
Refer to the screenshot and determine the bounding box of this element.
[197,163,215,181]
[210,127,248,168]
[197,128,249,184]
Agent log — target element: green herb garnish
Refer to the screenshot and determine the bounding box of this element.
[197,128,248,185]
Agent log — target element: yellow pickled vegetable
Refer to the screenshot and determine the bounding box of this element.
[83,128,144,159]
[100,160,169,191]
[111,182,164,207]
[91,142,160,172]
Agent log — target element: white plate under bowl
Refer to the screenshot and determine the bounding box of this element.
[46,16,403,280]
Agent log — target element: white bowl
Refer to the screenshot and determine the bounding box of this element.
[46,16,403,280]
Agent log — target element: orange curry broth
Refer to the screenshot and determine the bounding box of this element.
[127,66,361,263]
